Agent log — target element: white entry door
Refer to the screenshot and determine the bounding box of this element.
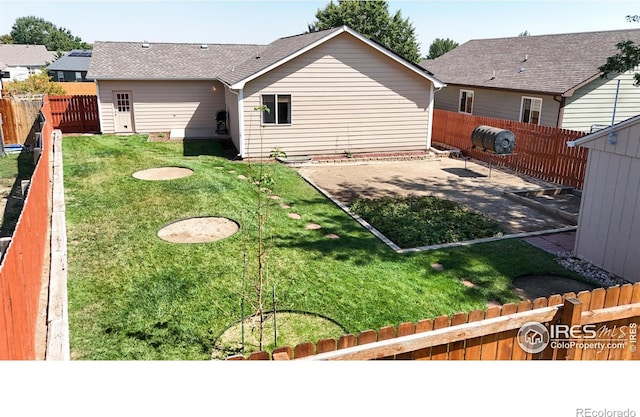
[113,91,133,133]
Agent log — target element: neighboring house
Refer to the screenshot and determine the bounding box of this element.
[0,44,57,83]
[86,26,444,158]
[46,50,93,82]
[420,29,640,133]
[567,115,640,283]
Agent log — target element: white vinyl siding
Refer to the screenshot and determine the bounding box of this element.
[562,67,640,132]
[459,89,474,114]
[520,96,542,125]
[241,32,432,158]
[434,86,559,126]
[96,80,226,136]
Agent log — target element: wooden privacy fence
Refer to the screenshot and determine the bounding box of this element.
[53,82,97,96]
[229,283,640,360]
[0,95,53,360]
[0,97,42,145]
[48,95,99,133]
[432,110,588,189]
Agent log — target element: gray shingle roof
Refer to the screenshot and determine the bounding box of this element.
[0,44,57,67]
[87,26,442,88]
[46,50,92,72]
[218,27,344,86]
[86,41,266,79]
[420,29,640,96]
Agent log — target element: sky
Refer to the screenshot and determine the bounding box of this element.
[0,0,638,55]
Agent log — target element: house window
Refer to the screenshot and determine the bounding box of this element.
[520,97,542,125]
[459,90,474,114]
[261,94,291,125]
[75,72,82,81]
[57,71,64,82]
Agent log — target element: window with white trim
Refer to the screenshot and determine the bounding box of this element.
[75,71,82,81]
[459,89,474,114]
[261,94,291,125]
[520,97,542,125]
[57,71,64,82]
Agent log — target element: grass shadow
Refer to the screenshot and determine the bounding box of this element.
[441,167,487,178]
[0,150,36,238]
[183,138,238,158]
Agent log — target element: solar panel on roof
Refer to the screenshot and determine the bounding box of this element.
[68,51,92,57]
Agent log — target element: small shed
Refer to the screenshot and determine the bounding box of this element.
[567,114,640,282]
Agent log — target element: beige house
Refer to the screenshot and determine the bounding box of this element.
[87,26,444,158]
[420,29,640,133]
[567,115,640,283]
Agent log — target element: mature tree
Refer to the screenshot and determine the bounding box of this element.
[426,38,458,59]
[627,15,639,22]
[3,69,66,97]
[599,40,640,86]
[518,30,530,37]
[309,0,421,63]
[10,16,91,51]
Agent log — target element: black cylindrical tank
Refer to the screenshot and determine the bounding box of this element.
[471,125,516,154]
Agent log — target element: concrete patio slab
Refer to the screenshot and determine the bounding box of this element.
[295,157,577,236]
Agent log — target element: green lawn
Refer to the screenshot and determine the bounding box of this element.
[63,134,578,360]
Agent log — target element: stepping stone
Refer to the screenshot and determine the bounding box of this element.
[280,203,291,209]
[288,213,301,220]
[228,170,236,174]
[325,234,340,239]
[431,263,444,271]
[462,280,476,288]
[306,223,321,230]
[269,195,281,200]
[237,174,247,180]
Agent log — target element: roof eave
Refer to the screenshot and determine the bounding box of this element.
[438,81,564,96]
[91,76,221,81]
[567,114,640,148]
[561,73,602,97]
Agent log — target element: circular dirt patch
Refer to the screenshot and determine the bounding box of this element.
[512,274,597,300]
[133,167,193,180]
[212,311,347,360]
[158,217,239,243]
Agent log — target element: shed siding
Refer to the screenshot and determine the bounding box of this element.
[562,68,640,133]
[575,119,640,282]
[241,33,432,158]
[434,86,559,127]
[96,80,225,135]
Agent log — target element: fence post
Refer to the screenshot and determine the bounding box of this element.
[556,297,582,360]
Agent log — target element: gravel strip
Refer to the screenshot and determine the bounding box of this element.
[555,251,631,288]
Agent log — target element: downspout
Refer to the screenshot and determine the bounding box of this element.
[227,87,245,158]
[95,80,104,134]
[426,82,435,149]
[427,82,445,152]
[553,95,565,129]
